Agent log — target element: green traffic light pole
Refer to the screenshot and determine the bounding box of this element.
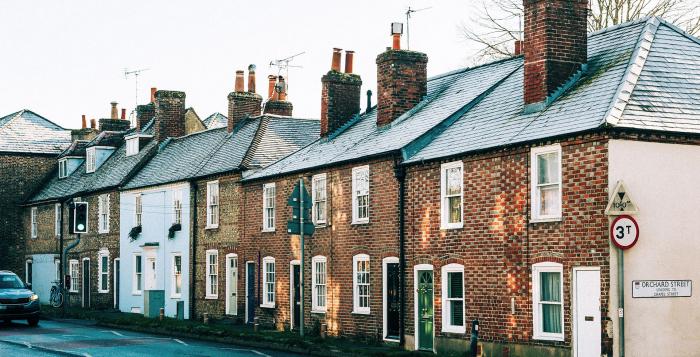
[299,178,305,337]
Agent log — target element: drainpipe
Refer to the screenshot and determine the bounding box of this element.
[190,182,198,319]
[58,199,65,315]
[394,161,407,346]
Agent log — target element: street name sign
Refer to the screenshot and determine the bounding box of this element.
[610,214,639,249]
[633,280,692,298]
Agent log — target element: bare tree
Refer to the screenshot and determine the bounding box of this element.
[462,0,700,62]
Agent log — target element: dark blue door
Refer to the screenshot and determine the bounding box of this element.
[246,262,255,323]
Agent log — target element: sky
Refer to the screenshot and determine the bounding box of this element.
[0,0,486,129]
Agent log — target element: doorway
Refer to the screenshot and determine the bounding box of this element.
[414,265,433,351]
[226,254,238,316]
[245,261,255,324]
[82,258,90,308]
[383,257,400,341]
[114,258,120,309]
[573,267,601,357]
[290,261,301,330]
[145,257,156,290]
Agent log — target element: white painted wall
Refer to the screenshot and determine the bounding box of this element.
[27,254,59,304]
[119,183,190,319]
[609,140,700,357]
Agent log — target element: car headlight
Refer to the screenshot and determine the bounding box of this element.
[30,294,39,301]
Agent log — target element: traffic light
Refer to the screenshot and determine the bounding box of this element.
[73,202,88,234]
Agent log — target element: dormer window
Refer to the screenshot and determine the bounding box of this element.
[58,159,68,178]
[126,137,139,156]
[86,147,96,173]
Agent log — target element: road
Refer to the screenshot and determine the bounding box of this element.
[0,319,301,357]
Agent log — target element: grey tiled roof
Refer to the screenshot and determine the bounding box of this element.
[123,115,319,190]
[0,110,71,154]
[246,17,700,177]
[203,112,228,129]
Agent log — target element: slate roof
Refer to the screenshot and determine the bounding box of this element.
[27,120,156,204]
[203,112,228,129]
[246,17,700,179]
[0,110,71,154]
[123,115,319,190]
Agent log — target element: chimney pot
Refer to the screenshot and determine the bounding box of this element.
[392,34,401,50]
[344,50,355,74]
[277,76,287,101]
[81,115,87,129]
[366,89,372,113]
[110,102,118,119]
[247,64,256,93]
[331,48,342,72]
[150,87,157,103]
[267,75,277,100]
[235,70,245,92]
[90,119,96,129]
[121,108,126,120]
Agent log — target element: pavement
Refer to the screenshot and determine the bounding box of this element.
[0,319,302,356]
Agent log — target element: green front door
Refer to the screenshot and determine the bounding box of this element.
[417,269,434,351]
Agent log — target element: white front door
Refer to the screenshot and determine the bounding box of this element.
[145,257,157,290]
[574,267,601,357]
[226,255,238,315]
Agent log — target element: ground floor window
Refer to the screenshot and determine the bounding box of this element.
[532,262,564,341]
[206,250,218,298]
[261,256,275,307]
[133,254,142,294]
[353,254,370,314]
[172,254,182,298]
[441,263,465,333]
[69,260,79,292]
[312,256,327,312]
[98,249,109,293]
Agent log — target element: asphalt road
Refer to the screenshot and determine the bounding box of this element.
[0,319,301,357]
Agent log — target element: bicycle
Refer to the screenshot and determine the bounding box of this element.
[49,280,63,308]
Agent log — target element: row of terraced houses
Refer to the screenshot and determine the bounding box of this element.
[2,2,700,356]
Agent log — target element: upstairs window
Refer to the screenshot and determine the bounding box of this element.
[532,262,564,341]
[58,159,68,178]
[206,181,219,228]
[262,183,276,232]
[531,144,562,221]
[134,194,142,227]
[85,147,96,173]
[30,207,38,238]
[262,256,276,307]
[98,194,110,233]
[173,190,183,225]
[312,255,327,312]
[441,264,465,333]
[312,174,327,225]
[126,137,139,156]
[440,161,463,229]
[206,250,218,298]
[54,203,61,237]
[352,166,370,224]
[353,254,370,314]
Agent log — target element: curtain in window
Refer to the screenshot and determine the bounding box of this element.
[540,272,562,333]
[537,152,560,216]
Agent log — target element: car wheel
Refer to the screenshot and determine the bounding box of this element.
[27,318,39,327]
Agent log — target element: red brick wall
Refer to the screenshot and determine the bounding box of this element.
[154,90,186,142]
[320,71,362,137]
[240,157,401,339]
[227,92,262,132]
[376,50,428,126]
[404,134,610,351]
[263,101,293,117]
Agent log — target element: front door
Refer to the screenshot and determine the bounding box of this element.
[416,269,434,351]
[291,264,301,329]
[226,255,238,315]
[574,268,601,357]
[246,262,255,323]
[114,259,120,309]
[145,257,157,290]
[82,259,90,308]
[385,262,400,340]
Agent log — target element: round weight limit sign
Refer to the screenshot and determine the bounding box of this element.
[610,215,639,249]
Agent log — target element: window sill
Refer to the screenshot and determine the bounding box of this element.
[98,290,109,294]
[314,223,327,228]
[205,295,218,300]
[260,303,275,309]
[70,290,79,294]
[440,223,463,230]
[171,295,182,299]
[132,292,142,296]
[351,220,369,225]
[205,225,219,230]
[442,326,466,334]
[533,334,565,342]
[351,310,370,315]
[311,309,326,314]
[98,231,109,234]
[261,229,276,233]
[530,217,562,224]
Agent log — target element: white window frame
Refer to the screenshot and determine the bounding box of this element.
[172,189,183,225]
[262,183,276,232]
[353,254,370,314]
[261,256,276,308]
[206,249,218,299]
[69,259,79,293]
[85,147,96,173]
[97,249,109,293]
[134,194,142,227]
[441,263,466,333]
[312,173,327,225]
[25,259,32,285]
[531,144,562,222]
[54,203,61,237]
[171,253,182,298]
[311,255,327,312]
[126,137,139,156]
[440,161,464,229]
[206,181,219,228]
[532,262,565,341]
[98,194,110,233]
[351,166,370,224]
[133,253,143,295]
[30,207,38,238]
[58,159,68,178]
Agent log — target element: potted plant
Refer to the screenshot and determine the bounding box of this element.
[168,223,182,239]
[129,225,142,241]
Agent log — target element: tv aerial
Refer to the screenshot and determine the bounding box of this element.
[405,6,432,50]
[124,68,150,124]
[269,52,304,96]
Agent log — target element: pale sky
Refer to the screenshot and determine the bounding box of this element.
[0,0,482,129]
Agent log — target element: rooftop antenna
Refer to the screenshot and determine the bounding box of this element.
[269,52,304,97]
[405,6,432,50]
[124,67,150,125]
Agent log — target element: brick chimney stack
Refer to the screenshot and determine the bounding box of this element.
[376,23,428,127]
[81,115,87,129]
[110,102,118,119]
[523,0,588,107]
[136,87,157,131]
[90,119,96,129]
[228,65,263,133]
[263,75,293,116]
[320,48,362,137]
[154,90,186,142]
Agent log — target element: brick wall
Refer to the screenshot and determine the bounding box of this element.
[0,153,56,274]
[404,134,611,353]
[376,50,428,127]
[240,157,401,339]
[228,92,262,132]
[320,71,362,137]
[263,101,293,117]
[154,90,186,142]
